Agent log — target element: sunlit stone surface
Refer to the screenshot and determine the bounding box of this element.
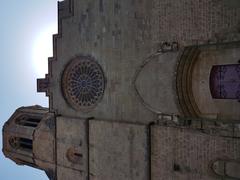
[3,0,240,179]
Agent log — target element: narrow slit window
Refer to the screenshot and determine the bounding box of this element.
[19,138,33,150]
[9,137,33,151]
[16,115,41,128]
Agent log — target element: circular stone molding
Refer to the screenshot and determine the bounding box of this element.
[9,137,20,149]
[62,56,105,111]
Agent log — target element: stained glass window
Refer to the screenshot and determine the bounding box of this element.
[210,64,240,100]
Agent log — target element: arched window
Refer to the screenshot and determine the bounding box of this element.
[210,64,240,100]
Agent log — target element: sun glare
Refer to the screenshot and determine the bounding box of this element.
[32,24,57,77]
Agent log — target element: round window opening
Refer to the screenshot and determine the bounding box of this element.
[62,56,105,111]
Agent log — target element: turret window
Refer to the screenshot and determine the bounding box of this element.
[15,115,41,128]
[9,137,33,151]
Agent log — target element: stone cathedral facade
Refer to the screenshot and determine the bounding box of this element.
[2,0,240,179]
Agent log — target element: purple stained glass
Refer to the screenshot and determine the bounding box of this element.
[210,64,240,99]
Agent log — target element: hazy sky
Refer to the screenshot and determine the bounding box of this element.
[0,1,58,179]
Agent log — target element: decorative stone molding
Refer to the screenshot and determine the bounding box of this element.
[175,46,201,117]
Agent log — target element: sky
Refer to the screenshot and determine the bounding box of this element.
[0,1,58,179]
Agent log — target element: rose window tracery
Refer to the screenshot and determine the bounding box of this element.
[62,56,105,111]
